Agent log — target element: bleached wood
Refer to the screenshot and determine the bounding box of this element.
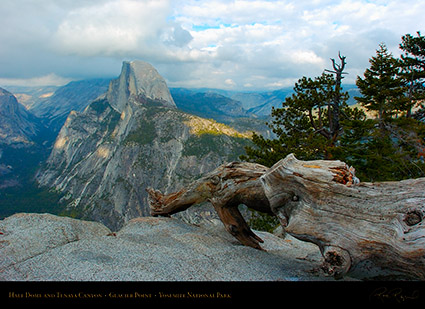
[147,161,270,249]
[147,154,425,279]
[261,154,425,279]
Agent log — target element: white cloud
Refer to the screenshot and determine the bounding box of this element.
[51,0,194,64]
[178,0,296,26]
[0,73,72,87]
[172,0,425,88]
[52,0,179,57]
[225,78,236,87]
[0,0,424,89]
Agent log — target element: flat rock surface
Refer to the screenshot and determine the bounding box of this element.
[0,213,334,281]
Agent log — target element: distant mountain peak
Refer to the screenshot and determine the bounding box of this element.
[106,60,176,112]
[37,61,252,230]
[0,87,41,145]
[0,87,18,112]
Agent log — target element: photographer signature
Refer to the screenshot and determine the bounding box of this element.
[370,287,420,303]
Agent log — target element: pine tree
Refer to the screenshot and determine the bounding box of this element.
[241,56,351,166]
[351,40,425,181]
[399,31,425,117]
[243,40,425,182]
[355,43,406,123]
[331,107,372,180]
[336,115,425,181]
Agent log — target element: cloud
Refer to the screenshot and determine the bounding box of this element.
[225,78,236,87]
[0,73,72,87]
[178,0,296,26]
[52,0,192,59]
[0,0,424,90]
[171,0,425,87]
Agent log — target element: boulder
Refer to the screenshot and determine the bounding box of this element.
[0,213,336,281]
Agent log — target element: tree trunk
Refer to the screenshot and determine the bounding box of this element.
[147,154,425,279]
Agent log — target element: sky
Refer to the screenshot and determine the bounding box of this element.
[0,0,424,90]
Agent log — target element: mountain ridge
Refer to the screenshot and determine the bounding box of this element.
[36,60,252,230]
[0,87,43,145]
[0,88,56,195]
[29,78,110,133]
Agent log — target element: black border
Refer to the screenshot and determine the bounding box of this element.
[2,281,424,305]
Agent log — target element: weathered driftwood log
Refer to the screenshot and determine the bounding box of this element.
[147,162,271,249]
[147,154,425,279]
[262,154,425,279]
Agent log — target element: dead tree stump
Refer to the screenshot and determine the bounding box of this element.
[147,154,425,279]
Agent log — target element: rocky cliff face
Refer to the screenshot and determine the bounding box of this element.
[0,87,42,145]
[0,88,54,191]
[107,60,176,112]
[29,79,110,133]
[37,60,251,230]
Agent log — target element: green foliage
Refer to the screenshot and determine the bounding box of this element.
[182,133,251,161]
[242,71,351,166]
[182,134,218,157]
[89,98,110,114]
[240,132,289,167]
[0,181,65,219]
[124,119,157,145]
[242,34,425,183]
[248,209,280,233]
[0,141,66,219]
[399,31,425,116]
[355,43,407,121]
[349,40,425,181]
[335,117,425,181]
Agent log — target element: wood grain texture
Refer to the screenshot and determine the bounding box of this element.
[147,154,425,279]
